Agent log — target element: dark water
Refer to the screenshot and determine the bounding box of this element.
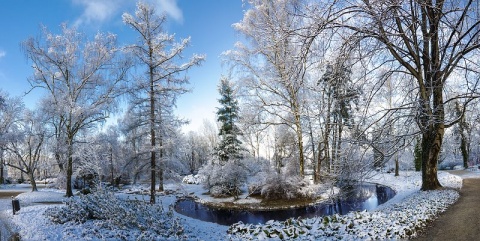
[175,183,395,226]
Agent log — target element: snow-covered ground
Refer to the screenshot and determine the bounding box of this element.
[0,170,477,240]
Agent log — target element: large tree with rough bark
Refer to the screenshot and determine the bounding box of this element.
[329,0,480,190]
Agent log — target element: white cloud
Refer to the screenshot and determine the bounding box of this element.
[153,0,183,23]
[0,50,5,59]
[73,0,122,26]
[72,0,183,27]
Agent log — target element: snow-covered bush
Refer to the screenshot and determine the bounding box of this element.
[260,173,317,200]
[54,172,67,189]
[45,190,186,240]
[182,174,205,184]
[198,160,247,199]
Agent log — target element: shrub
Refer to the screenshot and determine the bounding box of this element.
[182,174,205,184]
[45,190,186,240]
[54,172,67,189]
[198,160,247,199]
[260,173,317,200]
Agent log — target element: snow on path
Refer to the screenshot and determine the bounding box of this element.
[0,185,31,241]
[0,185,65,241]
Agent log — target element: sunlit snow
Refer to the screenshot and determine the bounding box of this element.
[0,170,473,240]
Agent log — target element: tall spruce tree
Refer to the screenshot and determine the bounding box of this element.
[216,77,243,163]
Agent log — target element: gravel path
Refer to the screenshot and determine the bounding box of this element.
[414,176,480,240]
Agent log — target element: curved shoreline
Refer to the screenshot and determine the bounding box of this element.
[179,182,395,212]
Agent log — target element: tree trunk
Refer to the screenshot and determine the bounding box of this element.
[149,66,156,204]
[461,137,469,169]
[294,112,305,177]
[315,141,324,183]
[0,165,3,185]
[421,126,443,190]
[331,120,338,173]
[394,155,399,177]
[55,152,64,172]
[0,152,4,185]
[158,168,164,192]
[66,142,74,197]
[110,146,114,186]
[337,118,343,172]
[158,136,164,192]
[29,172,38,192]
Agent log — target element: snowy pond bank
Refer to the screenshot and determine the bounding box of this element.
[0,171,473,240]
[175,183,395,225]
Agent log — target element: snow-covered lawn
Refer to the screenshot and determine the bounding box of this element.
[1,170,476,240]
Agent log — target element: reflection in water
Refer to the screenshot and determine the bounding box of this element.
[175,183,395,226]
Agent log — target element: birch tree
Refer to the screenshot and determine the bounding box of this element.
[122,2,204,204]
[23,24,129,197]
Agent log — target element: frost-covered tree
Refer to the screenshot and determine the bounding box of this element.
[40,95,67,173]
[118,104,150,184]
[122,2,204,203]
[0,92,24,184]
[454,101,471,168]
[215,77,243,163]
[200,119,218,156]
[228,0,312,176]
[184,131,210,174]
[328,0,480,190]
[3,109,46,191]
[317,60,360,177]
[23,24,129,197]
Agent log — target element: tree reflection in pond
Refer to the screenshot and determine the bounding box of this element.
[175,183,395,226]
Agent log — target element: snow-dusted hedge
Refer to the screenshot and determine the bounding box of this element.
[228,189,459,240]
[45,191,186,240]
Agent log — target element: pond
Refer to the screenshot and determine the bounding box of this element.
[174,183,395,226]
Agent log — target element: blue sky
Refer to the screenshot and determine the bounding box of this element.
[0,0,244,132]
